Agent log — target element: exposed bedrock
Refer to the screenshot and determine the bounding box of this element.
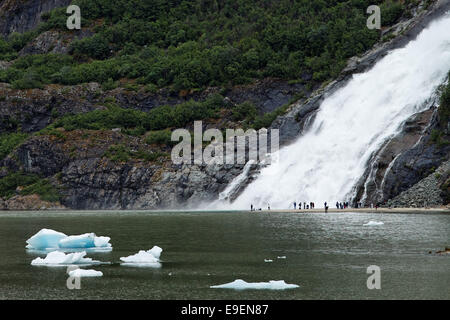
[0,0,71,37]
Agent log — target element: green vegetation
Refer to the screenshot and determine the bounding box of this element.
[49,94,223,132]
[431,75,450,147]
[0,132,28,160]
[439,76,450,127]
[231,102,257,122]
[441,178,450,204]
[145,129,174,146]
[253,104,290,130]
[0,0,412,91]
[0,172,60,202]
[104,144,167,162]
[20,178,61,202]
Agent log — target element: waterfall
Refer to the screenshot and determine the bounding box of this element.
[221,13,450,210]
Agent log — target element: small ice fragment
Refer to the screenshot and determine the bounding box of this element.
[210,279,299,290]
[120,246,163,267]
[277,256,286,259]
[120,250,159,263]
[26,229,67,250]
[68,269,103,277]
[264,259,273,263]
[31,251,101,266]
[363,221,384,226]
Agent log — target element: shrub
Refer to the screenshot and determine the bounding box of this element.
[145,129,173,146]
[52,95,223,133]
[232,102,257,122]
[20,179,61,202]
[0,172,60,202]
[0,132,28,160]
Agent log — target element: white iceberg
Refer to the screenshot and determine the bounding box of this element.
[210,279,299,290]
[68,269,103,277]
[120,246,162,267]
[26,229,112,251]
[277,256,286,259]
[94,236,111,248]
[26,229,67,250]
[363,221,384,226]
[31,251,102,266]
[264,259,273,263]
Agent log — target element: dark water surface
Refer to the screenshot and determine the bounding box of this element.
[0,210,448,299]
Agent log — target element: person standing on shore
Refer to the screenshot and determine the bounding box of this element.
[299,202,302,210]
[294,201,297,210]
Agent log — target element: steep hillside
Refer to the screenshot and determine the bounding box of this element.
[0,0,448,209]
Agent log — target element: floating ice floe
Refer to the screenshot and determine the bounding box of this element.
[26,229,112,252]
[26,229,67,250]
[120,246,162,267]
[264,259,273,263]
[31,251,102,266]
[363,221,384,226]
[68,269,103,277]
[277,256,286,259]
[210,279,299,290]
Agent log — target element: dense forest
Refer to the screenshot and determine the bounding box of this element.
[0,0,414,91]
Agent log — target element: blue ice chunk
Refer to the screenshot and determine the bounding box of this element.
[26,229,67,250]
[58,233,96,248]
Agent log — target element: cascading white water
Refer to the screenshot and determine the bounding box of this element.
[222,13,450,210]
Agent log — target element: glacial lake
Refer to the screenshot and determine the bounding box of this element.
[0,210,448,299]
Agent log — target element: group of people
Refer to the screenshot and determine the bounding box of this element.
[336,201,349,209]
[249,200,374,212]
[250,204,270,211]
[335,201,364,209]
[293,201,316,210]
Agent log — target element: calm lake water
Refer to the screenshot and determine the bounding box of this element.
[0,210,448,299]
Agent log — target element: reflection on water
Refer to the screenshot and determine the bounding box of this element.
[0,210,448,299]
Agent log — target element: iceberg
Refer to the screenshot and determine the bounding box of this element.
[94,236,111,248]
[68,269,103,277]
[264,259,273,263]
[31,251,102,266]
[120,246,162,267]
[59,233,111,249]
[277,256,286,259]
[26,229,112,251]
[26,229,67,250]
[210,279,299,290]
[363,221,384,226]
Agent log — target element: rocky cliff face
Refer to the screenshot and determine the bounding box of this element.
[0,78,306,134]
[1,128,247,209]
[1,0,449,210]
[354,103,450,206]
[0,0,71,37]
[386,160,450,207]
